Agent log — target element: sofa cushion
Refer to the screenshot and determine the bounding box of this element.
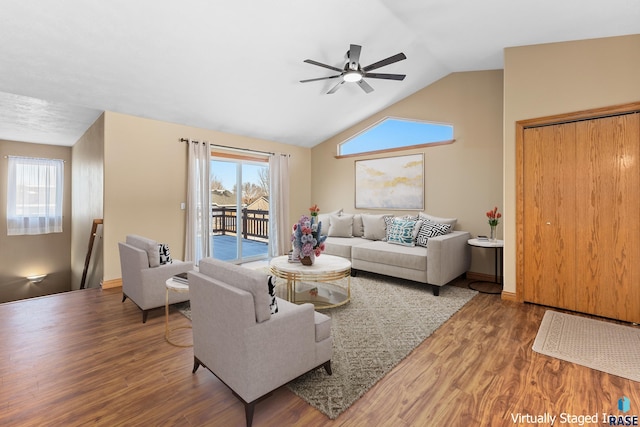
[419,212,457,228]
[323,236,369,258]
[158,243,172,265]
[268,275,278,314]
[328,214,353,237]
[362,214,391,240]
[199,258,271,323]
[314,311,331,342]
[416,220,452,247]
[126,235,161,267]
[352,214,364,237]
[386,218,417,247]
[317,209,343,236]
[352,241,427,271]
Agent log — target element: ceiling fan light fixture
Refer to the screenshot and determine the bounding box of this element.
[343,70,362,82]
[301,45,406,93]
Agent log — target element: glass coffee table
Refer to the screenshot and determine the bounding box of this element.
[269,254,351,309]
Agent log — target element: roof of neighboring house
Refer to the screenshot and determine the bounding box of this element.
[247,196,269,210]
[211,189,236,207]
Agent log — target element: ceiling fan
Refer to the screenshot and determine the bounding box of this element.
[300,44,406,94]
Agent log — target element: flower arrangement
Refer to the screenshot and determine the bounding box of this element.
[291,205,327,264]
[486,206,502,226]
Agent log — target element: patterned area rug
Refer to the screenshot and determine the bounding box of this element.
[533,310,640,382]
[179,271,477,419]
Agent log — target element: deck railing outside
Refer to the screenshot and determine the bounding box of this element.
[211,206,269,241]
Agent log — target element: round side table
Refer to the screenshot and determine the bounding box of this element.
[467,238,504,294]
[165,278,192,347]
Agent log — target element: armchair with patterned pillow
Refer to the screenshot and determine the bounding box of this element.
[118,235,194,323]
[188,257,333,427]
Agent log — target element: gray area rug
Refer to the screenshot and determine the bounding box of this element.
[179,272,477,419]
[533,310,640,382]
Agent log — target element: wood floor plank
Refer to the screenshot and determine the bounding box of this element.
[0,280,638,426]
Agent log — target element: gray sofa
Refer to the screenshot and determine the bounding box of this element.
[320,212,471,296]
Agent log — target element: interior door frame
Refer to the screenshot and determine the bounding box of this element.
[515,101,640,302]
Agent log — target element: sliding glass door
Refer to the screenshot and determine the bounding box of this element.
[210,154,269,263]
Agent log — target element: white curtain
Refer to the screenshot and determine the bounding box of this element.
[185,141,211,265]
[269,154,290,256]
[7,156,64,235]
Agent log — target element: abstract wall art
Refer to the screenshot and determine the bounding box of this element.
[355,153,424,210]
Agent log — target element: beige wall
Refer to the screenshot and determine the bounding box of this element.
[103,112,311,281]
[0,140,72,302]
[312,70,504,276]
[503,34,640,295]
[71,114,105,290]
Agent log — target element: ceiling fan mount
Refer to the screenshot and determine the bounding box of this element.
[300,44,407,94]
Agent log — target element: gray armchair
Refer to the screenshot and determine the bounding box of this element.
[118,235,194,323]
[189,258,333,427]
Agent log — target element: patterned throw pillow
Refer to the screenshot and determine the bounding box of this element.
[268,275,278,314]
[387,218,418,247]
[158,243,172,264]
[416,221,452,248]
[384,215,418,241]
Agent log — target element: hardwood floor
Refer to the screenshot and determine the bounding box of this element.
[0,279,638,426]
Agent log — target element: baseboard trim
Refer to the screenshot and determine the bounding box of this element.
[500,291,518,302]
[102,278,122,289]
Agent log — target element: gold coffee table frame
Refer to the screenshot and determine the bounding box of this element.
[269,255,351,309]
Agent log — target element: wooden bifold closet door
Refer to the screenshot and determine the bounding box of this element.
[523,113,640,323]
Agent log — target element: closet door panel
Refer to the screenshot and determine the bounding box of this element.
[523,123,576,310]
[575,113,640,323]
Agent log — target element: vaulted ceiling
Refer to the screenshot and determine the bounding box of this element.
[1,0,639,147]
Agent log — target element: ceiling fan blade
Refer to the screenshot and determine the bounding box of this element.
[327,80,345,94]
[303,59,343,73]
[363,72,406,81]
[348,44,362,70]
[362,52,407,72]
[300,75,342,83]
[356,79,374,94]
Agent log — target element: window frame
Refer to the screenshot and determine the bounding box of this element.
[6,156,64,236]
[336,116,455,159]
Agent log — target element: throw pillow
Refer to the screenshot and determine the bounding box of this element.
[328,214,353,237]
[268,275,278,314]
[384,215,418,241]
[198,258,271,323]
[158,243,172,264]
[416,220,452,247]
[382,216,395,241]
[418,212,457,229]
[387,218,418,246]
[317,209,343,236]
[352,214,364,237]
[361,214,390,241]
[126,235,160,267]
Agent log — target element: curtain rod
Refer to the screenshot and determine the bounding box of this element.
[179,138,289,157]
[4,155,66,162]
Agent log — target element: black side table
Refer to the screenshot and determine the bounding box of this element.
[467,238,504,294]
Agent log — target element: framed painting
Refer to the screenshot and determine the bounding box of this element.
[355,153,424,210]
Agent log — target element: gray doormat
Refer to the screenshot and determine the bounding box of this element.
[533,310,640,382]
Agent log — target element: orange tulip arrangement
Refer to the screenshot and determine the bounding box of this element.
[486,207,502,226]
